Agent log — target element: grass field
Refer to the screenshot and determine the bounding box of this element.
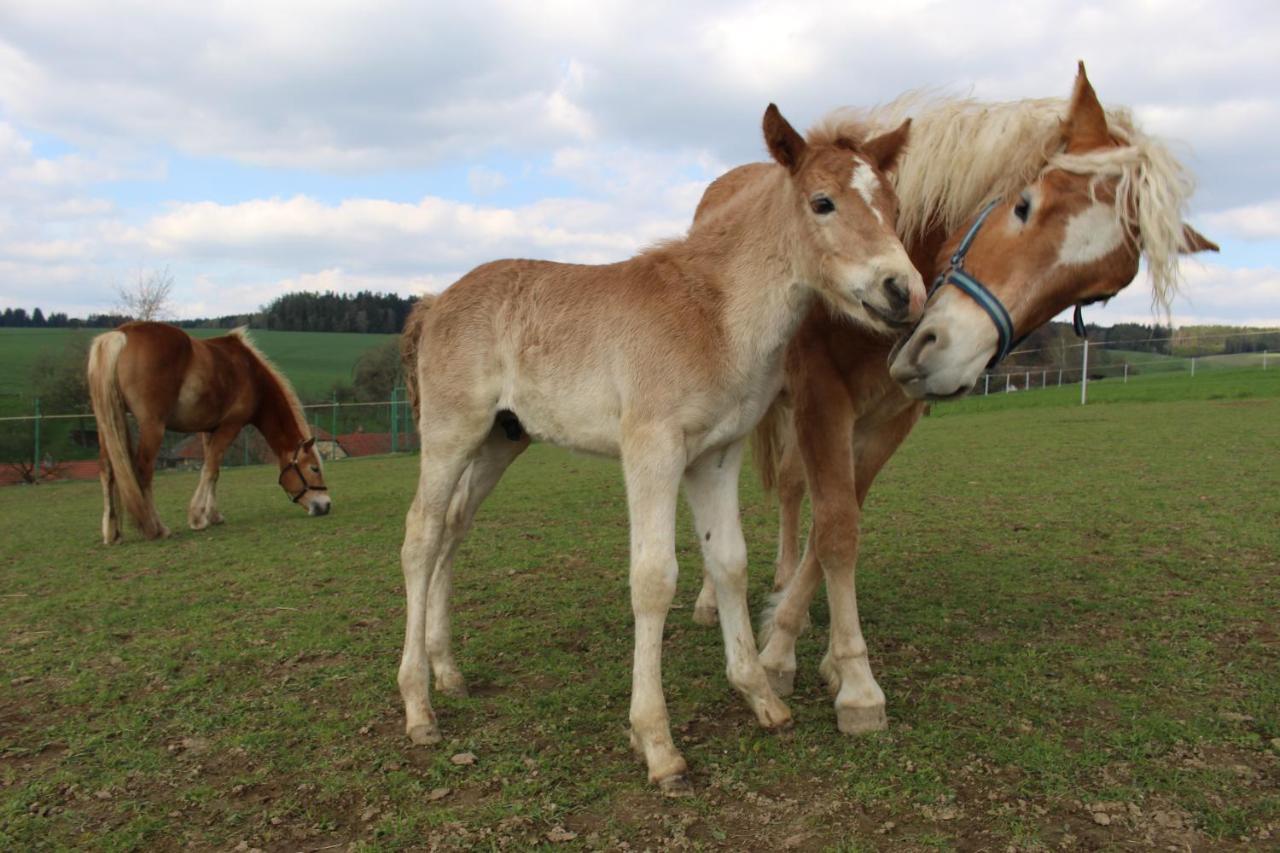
[0,327,394,410]
[2,396,1277,850]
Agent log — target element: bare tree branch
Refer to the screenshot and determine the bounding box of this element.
[116,266,175,322]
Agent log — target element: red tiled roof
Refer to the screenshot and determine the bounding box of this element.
[337,432,393,457]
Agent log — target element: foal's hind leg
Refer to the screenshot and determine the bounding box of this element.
[425,426,530,697]
[399,413,493,746]
[684,441,791,731]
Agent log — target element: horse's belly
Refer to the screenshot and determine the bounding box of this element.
[505,382,622,457]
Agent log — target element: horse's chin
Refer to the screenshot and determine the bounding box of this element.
[306,495,332,516]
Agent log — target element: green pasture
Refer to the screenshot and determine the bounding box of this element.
[934,364,1280,417]
[0,327,394,410]
[2,396,1277,850]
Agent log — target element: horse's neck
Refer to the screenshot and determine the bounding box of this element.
[250,364,304,461]
[700,183,815,380]
[906,225,948,283]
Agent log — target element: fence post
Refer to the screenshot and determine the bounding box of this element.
[1123,363,1128,384]
[331,392,338,448]
[1005,374,1011,393]
[1058,368,1063,386]
[390,386,399,453]
[1191,357,1196,377]
[1024,370,1030,390]
[33,396,41,471]
[1080,340,1089,405]
[1263,350,1268,370]
[1041,369,1046,388]
[983,374,990,396]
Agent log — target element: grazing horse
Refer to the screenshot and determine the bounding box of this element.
[87,322,332,544]
[690,64,1218,735]
[396,104,924,791]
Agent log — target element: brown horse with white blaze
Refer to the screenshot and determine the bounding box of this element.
[87,322,331,544]
[691,64,1218,735]
[397,104,923,792]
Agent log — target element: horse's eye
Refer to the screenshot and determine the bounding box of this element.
[810,196,835,215]
[1014,193,1032,223]
[310,466,320,474]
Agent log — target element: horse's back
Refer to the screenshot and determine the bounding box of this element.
[113,323,194,415]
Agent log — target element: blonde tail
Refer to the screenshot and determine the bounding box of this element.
[87,331,154,535]
[399,295,435,420]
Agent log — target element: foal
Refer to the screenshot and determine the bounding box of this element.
[397,105,923,790]
[88,322,331,543]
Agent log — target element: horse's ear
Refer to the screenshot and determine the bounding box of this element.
[1181,224,1219,254]
[302,436,316,451]
[862,118,911,175]
[763,104,807,173]
[1062,61,1111,153]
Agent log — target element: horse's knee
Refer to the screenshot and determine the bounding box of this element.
[630,558,677,613]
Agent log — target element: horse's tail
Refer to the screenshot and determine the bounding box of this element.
[751,394,791,496]
[400,295,436,419]
[88,331,152,532]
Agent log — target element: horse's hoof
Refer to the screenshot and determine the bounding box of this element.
[211,512,225,525]
[836,704,887,735]
[692,605,719,627]
[436,678,469,699]
[657,773,694,797]
[407,724,442,746]
[765,668,796,698]
[189,518,208,531]
[762,708,794,732]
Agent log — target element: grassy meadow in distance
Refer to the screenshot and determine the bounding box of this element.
[2,395,1277,850]
[0,327,395,411]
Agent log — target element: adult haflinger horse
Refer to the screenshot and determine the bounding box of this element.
[396,104,924,791]
[87,322,332,544]
[691,64,1217,735]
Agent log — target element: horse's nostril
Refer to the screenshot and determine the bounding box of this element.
[883,276,909,309]
[921,331,938,348]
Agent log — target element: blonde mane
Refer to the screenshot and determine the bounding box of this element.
[228,327,315,453]
[810,94,1198,312]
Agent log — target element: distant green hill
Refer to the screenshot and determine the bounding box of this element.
[0,327,394,411]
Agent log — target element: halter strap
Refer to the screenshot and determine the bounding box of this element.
[931,198,1088,369]
[278,439,327,503]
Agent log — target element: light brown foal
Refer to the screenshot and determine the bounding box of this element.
[396,105,924,791]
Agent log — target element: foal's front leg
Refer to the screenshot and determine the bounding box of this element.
[684,442,791,730]
[621,425,689,792]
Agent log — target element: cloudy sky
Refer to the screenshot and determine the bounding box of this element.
[2,0,1278,327]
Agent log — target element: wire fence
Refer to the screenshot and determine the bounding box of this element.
[0,388,417,484]
[1,330,1276,483]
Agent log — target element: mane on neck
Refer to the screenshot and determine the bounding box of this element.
[229,327,311,453]
[810,93,1199,312]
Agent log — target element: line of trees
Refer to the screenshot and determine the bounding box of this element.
[3,290,419,334]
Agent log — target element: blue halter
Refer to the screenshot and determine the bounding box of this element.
[930,199,1088,368]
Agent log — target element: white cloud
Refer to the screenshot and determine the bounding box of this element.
[1070,262,1280,328]
[1203,199,1280,241]
[1,0,1278,326]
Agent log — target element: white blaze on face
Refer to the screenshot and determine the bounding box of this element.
[850,159,884,225]
[1056,203,1123,267]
